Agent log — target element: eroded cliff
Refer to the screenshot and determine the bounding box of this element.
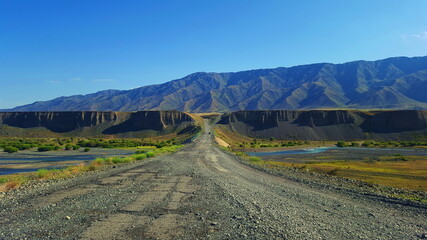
[217,110,427,140]
[0,111,196,137]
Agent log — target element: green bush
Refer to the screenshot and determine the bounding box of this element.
[72,145,80,150]
[248,156,262,163]
[17,144,33,150]
[111,157,122,164]
[37,145,60,152]
[235,152,248,157]
[336,141,347,147]
[36,169,50,179]
[3,146,19,153]
[146,152,156,158]
[37,146,50,152]
[94,158,105,165]
[134,154,147,160]
[122,157,133,163]
[83,147,90,152]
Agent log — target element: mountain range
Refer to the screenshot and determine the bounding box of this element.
[6,56,427,112]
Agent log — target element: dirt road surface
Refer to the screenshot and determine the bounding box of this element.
[1,122,426,239]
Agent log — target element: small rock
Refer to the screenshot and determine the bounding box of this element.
[65,216,71,220]
[210,222,218,226]
[421,233,427,239]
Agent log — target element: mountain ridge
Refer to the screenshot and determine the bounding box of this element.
[6,56,427,112]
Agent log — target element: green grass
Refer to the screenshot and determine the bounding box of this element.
[134,154,147,160]
[35,169,50,179]
[0,136,188,154]
[256,157,427,192]
[0,144,184,192]
[248,156,262,163]
[225,146,427,203]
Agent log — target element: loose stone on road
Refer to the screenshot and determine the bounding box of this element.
[0,121,426,239]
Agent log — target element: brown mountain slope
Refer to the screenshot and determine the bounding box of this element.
[6,56,427,112]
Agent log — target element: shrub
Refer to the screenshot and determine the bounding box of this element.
[64,144,73,150]
[36,169,50,179]
[17,144,32,150]
[146,152,156,158]
[72,145,80,150]
[3,146,19,153]
[111,157,122,164]
[83,147,90,152]
[37,146,48,152]
[235,152,248,157]
[134,154,147,160]
[122,157,133,163]
[394,154,407,161]
[88,165,97,171]
[93,158,105,166]
[248,156,262,163]
[336,141,347,147]
[135,150,147,154]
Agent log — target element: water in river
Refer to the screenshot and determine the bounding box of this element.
[0,148,136,175]
[246,146,427,164]
[248,147,337,156]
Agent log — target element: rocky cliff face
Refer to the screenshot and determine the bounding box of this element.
[0,111,195,137]
[217,110,427,140]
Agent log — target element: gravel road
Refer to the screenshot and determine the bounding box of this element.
[0,122,426,239]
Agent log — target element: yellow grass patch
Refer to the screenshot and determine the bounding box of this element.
[215,136,230,147]
[213,126,253,146]
[185,113,207,127]
[263,158,427,191]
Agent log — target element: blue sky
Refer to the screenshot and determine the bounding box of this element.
[1,0,427,109]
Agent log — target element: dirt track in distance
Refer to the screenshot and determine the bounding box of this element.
[0,121,426,239]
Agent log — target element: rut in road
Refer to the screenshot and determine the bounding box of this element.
[0,120,426,239]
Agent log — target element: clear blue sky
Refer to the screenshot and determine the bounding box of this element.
[1,0,427,109]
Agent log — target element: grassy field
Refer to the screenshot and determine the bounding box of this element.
[258,156,427,192]
[0,130,198,154]
[220,139,427,194]
[0,144,183,192]
[216,125,427,193]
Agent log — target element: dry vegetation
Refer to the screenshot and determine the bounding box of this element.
[216,129,427,194]
[0,145,183,192]
[260,157,427,192]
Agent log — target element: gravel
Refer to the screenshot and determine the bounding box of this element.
[0,122,426,239]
